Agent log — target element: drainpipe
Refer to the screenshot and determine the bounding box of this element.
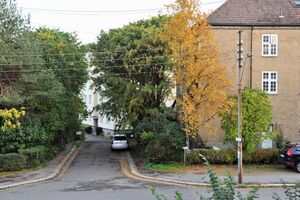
[250,26,253,88]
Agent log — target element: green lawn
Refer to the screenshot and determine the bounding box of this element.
[144,162,286,174]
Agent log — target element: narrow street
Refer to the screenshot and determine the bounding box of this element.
[0,136,286,200]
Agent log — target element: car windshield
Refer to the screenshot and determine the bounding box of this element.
[113,136,127,141]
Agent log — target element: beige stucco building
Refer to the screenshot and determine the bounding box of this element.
[200,0,300,146]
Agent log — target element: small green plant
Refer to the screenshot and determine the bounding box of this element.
[151,188,182,200]
[199,155,259,200]
[272,183,300,200]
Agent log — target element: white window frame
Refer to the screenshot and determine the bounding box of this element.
[262,34,278,57]
[262,71,278,94]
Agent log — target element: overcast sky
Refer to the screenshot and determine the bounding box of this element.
[15,0,225,44]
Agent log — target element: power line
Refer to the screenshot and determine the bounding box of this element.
[0,48,165,58]
[20,8,164,16]
[20,7,162,14]
[0,54,236,67]
[0,62,175,73]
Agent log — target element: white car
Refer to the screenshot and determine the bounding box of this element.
[111,134,128,150]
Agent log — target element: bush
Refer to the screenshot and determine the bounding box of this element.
[0,153,27,171]
[19,146,56,168]
[85,126,93,134]
[0,119,52,154]
[96,127,103,136]
[187,148,278,164]
[243,149,279,164]
[135,108,185,162]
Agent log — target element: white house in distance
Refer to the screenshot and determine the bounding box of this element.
[81,68,117,136]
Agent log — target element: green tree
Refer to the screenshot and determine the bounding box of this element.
[32,28,88,146]
[221,88,275,152]
[92,16,172,128]
[0,0,88,151]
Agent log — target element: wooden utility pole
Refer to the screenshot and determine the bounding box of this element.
[237,31,243,184]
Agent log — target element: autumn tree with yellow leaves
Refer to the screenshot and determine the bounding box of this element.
[162,0,232,139]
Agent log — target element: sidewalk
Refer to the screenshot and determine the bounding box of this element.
[0,143,79,190]
[124,152,299,187]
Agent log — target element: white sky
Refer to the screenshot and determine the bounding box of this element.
[15,0,225,44]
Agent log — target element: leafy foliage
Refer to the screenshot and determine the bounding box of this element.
[273,184,300,200]
[151,156,260,200]
[221,88,275,152]
[0,153,27,172]
[162,0,232,137]
[0,1,88,155]
[19,146,57,168]
[135,108,185,162]
[0,108,25,131]
[187,149,278,165]
[92,16,172,128]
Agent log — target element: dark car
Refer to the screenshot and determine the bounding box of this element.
[279,144,300,173]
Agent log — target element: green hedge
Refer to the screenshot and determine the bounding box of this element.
[187,149,279,164]
[19,146,56,168]
[0,153,27,171]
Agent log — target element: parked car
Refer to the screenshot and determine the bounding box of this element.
[111,134,128,150]
[279,144,300,173]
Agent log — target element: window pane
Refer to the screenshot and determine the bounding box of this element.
[271,73,277,79]
[263,35,269,43]
[263,44,269,55]
[271,44,277,55]
[263,73,269,79]
[263,81,269,91]
[270,81,277,92]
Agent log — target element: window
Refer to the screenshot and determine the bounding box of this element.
[262,34,278,56]
[262,71,278,94]
[88,95,92,104]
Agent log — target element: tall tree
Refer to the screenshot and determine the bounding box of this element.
[162,0,232,138]
[32,28,88,145]
[92,16,172,128]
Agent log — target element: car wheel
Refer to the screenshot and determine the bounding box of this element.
[296,162,300,173]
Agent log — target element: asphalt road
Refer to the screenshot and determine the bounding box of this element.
[0,135,288,200]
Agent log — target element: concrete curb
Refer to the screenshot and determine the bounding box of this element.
[0,144,80,190]
[125,151,298,188]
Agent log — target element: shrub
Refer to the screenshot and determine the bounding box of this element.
[187,148,278,164]
[19,146,56,168]
[274,131,290,151]
[135,108,186,162]
[96,127,103,136]
[85,126,93,134]
[243,149,278,164]
[0,119,52,154]
[0,153,27,171]
[142,130,185,162]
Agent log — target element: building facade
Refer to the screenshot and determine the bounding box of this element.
[200,0,300,146]
[81,71,117,136]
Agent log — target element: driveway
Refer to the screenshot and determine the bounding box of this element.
[0,135,287,200]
